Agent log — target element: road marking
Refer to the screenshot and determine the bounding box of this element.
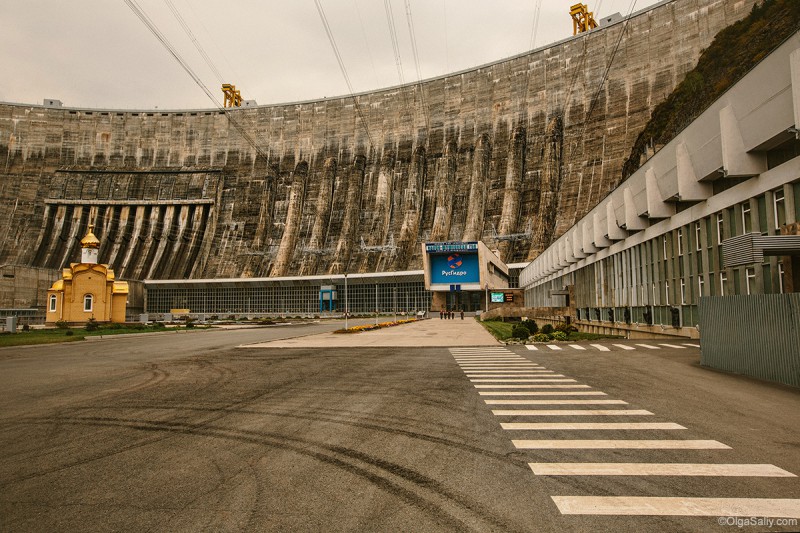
[683,343,700,348]
[475,380,589,390]
[467,375,556,379]
[475,384,588,389]
[547,345,563,351]
[455,358,527,361]
[525,345,538,351]
[501,422,685,430]
[590,344,610,351]
[635,344,660,349]
[493,409,653,416]
[612,344,635,351]
[470,374,564,383]
[486,399,628,405]
[479,391,607,396]
[530,463,796,477]
[550,496,800,517]
[460,366,543,370]
[450,349,510,353]
[513,439,729,449]
[658,343,686,349]
[569,345,586,350]
[458,361,537,364]
[465,370,551,374]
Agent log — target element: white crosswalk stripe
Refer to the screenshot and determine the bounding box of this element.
[479,391,607,396]
[551,496,800,517]
[568,344,586,350]
[546,345,563,351]
[530,463,795,477]
[683,343,700,348]
[485,399,628,405]
[470,374,564,383]
[589,344,610,351]
[612,344,635,351]
[513,439,730,449]
[474,382,580,388]
[467,370,562,378]
[658,343,686,349]
[635,343,660,349]
[492,409,653,416]
[525,345,538,351]
[501,422,685,430]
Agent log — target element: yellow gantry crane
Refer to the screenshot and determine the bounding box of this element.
[222,84,243,107]
[570,3,598,35]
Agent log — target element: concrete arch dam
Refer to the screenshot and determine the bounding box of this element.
[0,0,757,280]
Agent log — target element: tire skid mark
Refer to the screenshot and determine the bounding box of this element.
[17,416,527,533]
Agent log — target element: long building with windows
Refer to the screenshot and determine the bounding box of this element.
[520,33,800,337]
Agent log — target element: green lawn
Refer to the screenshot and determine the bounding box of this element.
[0,325,206,348]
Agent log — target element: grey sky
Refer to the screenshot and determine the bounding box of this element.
[1,0,662,110]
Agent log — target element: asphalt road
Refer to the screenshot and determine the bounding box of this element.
[0,325,798,532]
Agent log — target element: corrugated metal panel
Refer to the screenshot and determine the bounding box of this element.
[722,233,800,267]
[699,294,800,388]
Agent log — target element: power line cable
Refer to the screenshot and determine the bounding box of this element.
[163,0,225,84]
[313,0,376,150]
[403,0,430,133]
[122,0,268,161]
[383,0,405,85]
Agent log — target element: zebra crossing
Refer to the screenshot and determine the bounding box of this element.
[449,346,800,520]
[524,341,700,352]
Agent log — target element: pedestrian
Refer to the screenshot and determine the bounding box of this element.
[439,309,443,319]
[460,309,464,320]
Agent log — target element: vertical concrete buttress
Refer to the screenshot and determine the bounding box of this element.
[271,161,309,276]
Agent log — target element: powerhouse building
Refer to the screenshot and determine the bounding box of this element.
[520,33,800,334]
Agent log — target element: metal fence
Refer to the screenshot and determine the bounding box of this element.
[699,294,800,388]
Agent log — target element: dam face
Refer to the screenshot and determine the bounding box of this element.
[0,0,757,280]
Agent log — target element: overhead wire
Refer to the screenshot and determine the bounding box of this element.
[563,0,639,212]
[122,0,269,161]
[163,0,224,84]
[403,0,431,134]
[313,0,376,151]
[353,0,381,89]
[383,0,405,85]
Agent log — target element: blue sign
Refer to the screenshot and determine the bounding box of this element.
[430,252,479,284]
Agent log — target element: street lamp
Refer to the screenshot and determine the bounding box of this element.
[344,273,348,330]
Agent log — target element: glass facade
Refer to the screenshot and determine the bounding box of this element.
[145,274,432,315]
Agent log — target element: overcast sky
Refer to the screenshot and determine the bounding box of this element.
[1,0,662,110]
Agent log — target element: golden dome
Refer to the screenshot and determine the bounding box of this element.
[80,225,100,248]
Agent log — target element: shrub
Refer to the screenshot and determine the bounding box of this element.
[511,324,531,339]
[84,318,99,332]
[55,319,69,330]
[185,321,195,328]
[541,323,554,335]
[522,319,538,334]
[22,324,30,332]
[551,331,567,341]
[532,333,551,342]
[554,322,577,334]
[65,330,74,336]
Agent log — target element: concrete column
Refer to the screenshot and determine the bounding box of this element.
[645,168,675,218]
[624,187,648,230]
[593,212,612,248]
[676,141,711,201]
[791,49,800,135]
[606,199,627,240]
[719,105,767,177]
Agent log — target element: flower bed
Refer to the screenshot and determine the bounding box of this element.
[333,318,417,334]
